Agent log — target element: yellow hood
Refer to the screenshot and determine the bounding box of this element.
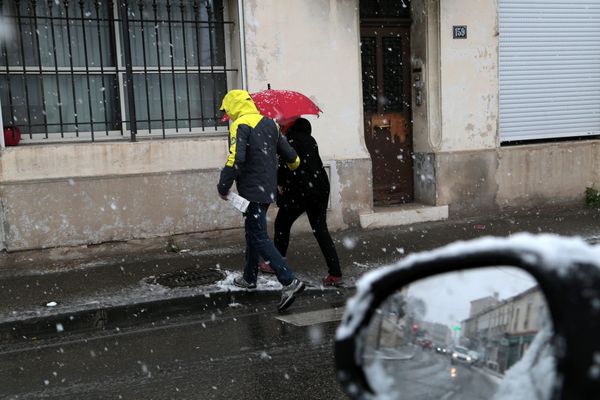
[220,89,260,121]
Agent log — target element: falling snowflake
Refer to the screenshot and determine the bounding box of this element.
[342,237,357,249]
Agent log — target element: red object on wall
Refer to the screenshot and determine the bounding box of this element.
[3,126,21,146]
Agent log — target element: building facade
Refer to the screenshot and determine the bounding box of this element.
[1,0,599,250]
[462,286,548,373]
[468,294,500,317]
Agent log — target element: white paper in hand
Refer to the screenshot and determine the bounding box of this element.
[227,192,250,213]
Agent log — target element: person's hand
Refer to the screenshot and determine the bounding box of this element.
[219,191,229,201]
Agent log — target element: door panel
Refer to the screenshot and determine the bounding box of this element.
[361,23,413,205]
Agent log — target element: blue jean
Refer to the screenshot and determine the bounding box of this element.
[243,202,295,286]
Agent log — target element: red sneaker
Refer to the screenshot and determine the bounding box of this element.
[323,275,343,287]
[259,261,275,274]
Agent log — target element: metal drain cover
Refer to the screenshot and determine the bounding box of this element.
[147,268,226,288]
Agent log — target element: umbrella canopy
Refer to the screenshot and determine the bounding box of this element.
[221,88,322,125]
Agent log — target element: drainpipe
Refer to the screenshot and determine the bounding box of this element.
[0,92,5,250]
[237,0,248,90]
[0,95,4,149]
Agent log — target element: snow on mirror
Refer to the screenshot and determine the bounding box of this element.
[362,268,555,400]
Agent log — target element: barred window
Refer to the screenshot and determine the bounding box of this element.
[0,0,233,142]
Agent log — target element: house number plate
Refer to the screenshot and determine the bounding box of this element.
[453,25,467,39]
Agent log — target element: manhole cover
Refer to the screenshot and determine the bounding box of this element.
[147,269,226,288]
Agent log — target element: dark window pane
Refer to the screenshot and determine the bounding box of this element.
[361,37,377,113]
[130,72,227,131]
[0,0,114,68]
[1,73,120,136]
[129,0,225,68]
[382,37,403,112]
[200,72,228,128]
[360,0,411,19]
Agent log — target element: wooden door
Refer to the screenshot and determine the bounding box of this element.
[361,23,413,205]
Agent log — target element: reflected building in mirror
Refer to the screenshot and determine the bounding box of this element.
[469,293,500,316]
[415,320,452,347]
[461,286,548,374]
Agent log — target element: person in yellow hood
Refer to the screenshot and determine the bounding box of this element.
[217,89,304,312]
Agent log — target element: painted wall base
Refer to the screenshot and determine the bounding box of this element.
[0,158,372,251]
[436,141,600,216]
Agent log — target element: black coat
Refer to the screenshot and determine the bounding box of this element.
[277,118,330,209]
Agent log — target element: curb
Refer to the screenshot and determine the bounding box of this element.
[0,286,352,349]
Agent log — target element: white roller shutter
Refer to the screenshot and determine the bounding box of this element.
[499,0,600,142]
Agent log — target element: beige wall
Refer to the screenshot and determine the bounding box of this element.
[0,138,228,183]
[508,289,546,334]
[243,0,369,162]
[435,142,600,215]
[0,162,371,251]
[412,0,499,153]
[0,139,235,249]
[1,169,243,249]
[496,142,600,208]
[411,0,501,206]
[413,0,600,213]
[411,0,442,154]
[242,0,372,222]
[439,0,498,151]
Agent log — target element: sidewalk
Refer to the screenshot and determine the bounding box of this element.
[1,205,599,343]
[475,366,505,386]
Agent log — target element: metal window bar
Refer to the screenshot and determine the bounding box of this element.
[31,0,49,139]
[64,0,81,136]
[95,0,110,136]
[180,0,192,132]
[206,1,217,130]
[137,0,151,133]
[47,0,65,138]
[0,0,234,143]
[166,0,178,133]
[15,0,33,138]
[1,0,17,141]
[79,0,95,140]
[120,0,137,140]
[193,0,205,130]
[151,0,166,137]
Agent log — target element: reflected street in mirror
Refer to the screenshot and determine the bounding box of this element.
[362,268,555,400]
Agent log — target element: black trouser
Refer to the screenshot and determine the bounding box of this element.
[274,203,342,277]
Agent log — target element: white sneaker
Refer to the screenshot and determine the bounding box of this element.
[278,279,305,312]
[233,276,257,289]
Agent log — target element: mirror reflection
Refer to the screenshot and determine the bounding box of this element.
[362,268,554,400]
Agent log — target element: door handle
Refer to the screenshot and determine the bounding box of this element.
[374,123,391,129]
[372,118,391,129]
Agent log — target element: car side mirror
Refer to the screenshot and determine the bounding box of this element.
[335,234,600,400]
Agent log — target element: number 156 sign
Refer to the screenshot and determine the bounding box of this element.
[453,26,467,39]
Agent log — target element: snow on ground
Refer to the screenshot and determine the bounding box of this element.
[0,270,284,323]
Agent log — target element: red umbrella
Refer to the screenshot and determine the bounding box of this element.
[221,86,322,125]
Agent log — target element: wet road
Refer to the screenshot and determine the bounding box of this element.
[0,291,349,399]
[366,348,499,400]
